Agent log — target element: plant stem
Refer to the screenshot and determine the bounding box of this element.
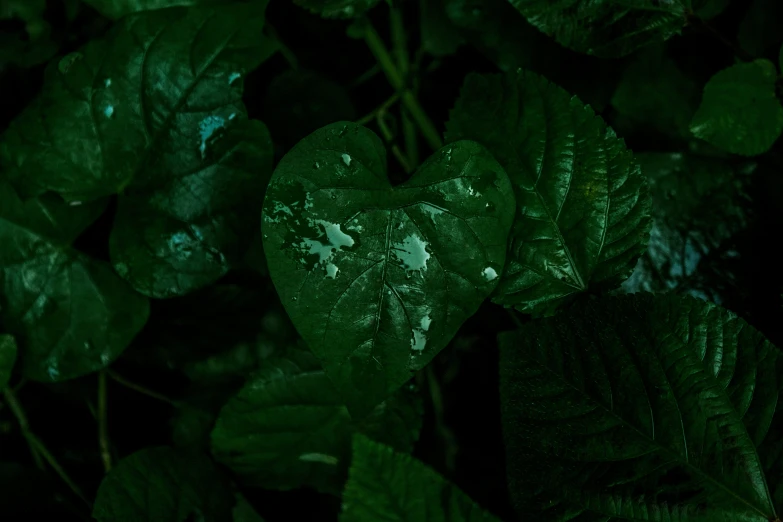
[390,4,419,168]
[356,93,400,125]
[426,365,457,472]
[106,369,180,408]
[98,371,111,473]
[4,388,87,504]
[350,64,381,88]
[266,23,300,70]
[377,98,413,174]
[363,21,444,152]
[688,13,754,62]
[506,307,524,329]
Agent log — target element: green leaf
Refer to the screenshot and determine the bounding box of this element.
[263,69,356,149]
[109,119,274,298]
[621,153,753,301]
[0,334,17,389]
[611,45,699,139]
[233,494,265,522]
[691,0,729,19]
[506,0,688,58]
[341,434,501,521]
[0,4,276,298]
[499,293,782,521]
[210,350,423,494]
[690,60,783,156]
[0,181,149,382]
[93,446,235,522]
[262,122,515,416]
[82,0,218,19]
[292,0,380,19]
[445,71,651,316]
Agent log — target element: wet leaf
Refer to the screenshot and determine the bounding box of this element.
[211,349,423,494]
[506,0,688,58]
[341,434,501,521]
[690,59,783,156]
[262,122,515,416]
[0,181,149,382]
[93,446,235,522]
[0,334,17,389]
[0,3,276,298]
[500,293,782,521]
[446,70,651,316]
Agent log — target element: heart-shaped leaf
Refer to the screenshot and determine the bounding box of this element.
[446,70,651,316]
[262,122,515,416]
[500,293,782,521]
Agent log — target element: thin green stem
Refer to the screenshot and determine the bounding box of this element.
[390,4,419,168]
[4,388,86,503]
[363,21,444,152]
[426,365,457,472]
[506,307,524,329]
[98,371,111,473]
[377,99,413,174]
[356,93,400,126]
[106,369,180,408]
[266,23,300,70]
[350,64,381,88]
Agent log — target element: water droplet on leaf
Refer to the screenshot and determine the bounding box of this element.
[58,52,83,74]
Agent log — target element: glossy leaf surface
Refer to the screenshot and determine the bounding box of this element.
[446,71,651,316]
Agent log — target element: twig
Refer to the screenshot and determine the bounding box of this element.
[106,369,180,408]
[356,93,400,126]
[266,23,300,70]
[4,388,87,504]
[390,4,419,168]
[363,21,444,152]
[350,64,381,88]
[98,371,111,473]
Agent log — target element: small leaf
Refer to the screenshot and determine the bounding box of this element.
[262,122,515,416]
[0,4,277,298]
[506,0,688,58]
[500,293,781,521]
[210,351,423,494]
[292,0,380,19]
[0,334,17,389]
[82,0,218,19]
[446,70,651,316]
[93,447,235,522]
[341,434,501,521]
[0,181,149,382]
[690,60,783,156]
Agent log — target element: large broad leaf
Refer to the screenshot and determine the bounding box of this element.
[341,434,501,521]
[445,70,651,316]
[292,0,380,19]
[499,293,782,521]
[92,446,235,522]
[690,60,783,157]
[0,3,276,298]
[506,0,689,58]
[210,349,423,494]
[0,181,149,382]
[262,122,515,416]
[0,334,17,388]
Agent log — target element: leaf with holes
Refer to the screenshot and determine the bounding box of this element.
[507,0,689,57]
[210,349,423,494]
[446,70,651,316]
[500,293,783,521]
[262,122,515,417]
[0,3,276,299]
[92,446,235,522]
[0,181,149,382]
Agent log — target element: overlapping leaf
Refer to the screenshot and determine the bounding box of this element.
[0,181,149,382]
[262,122,515,416]
[341,434,501,521]
[446,70,651,316]
[690,60,783,156]
[93,446,234,522]
[500,293,782,521]
[211,349,423,494]
[0,3,276,298]
[506,0,688,57]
